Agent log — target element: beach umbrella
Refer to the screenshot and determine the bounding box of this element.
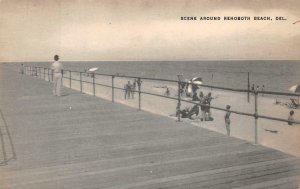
[88,67,98,72]
[186,77,203,97]
[289,85,300,93]
[191,77,203,85]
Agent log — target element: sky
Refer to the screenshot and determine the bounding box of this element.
[0,0,300,62]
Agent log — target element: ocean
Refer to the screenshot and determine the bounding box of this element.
[27,60,300,93]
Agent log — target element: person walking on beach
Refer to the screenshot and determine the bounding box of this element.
[192,90,199,101]
[204,92,213,121]
[256,85,260,93]
[251,84,255,94]
[199,92,206,121]
[225,105,231,136]
[51,55,63,96]
[288,110,294,126]
[261,85,265,96]
[131,79,137,99]
[124,81,131,99]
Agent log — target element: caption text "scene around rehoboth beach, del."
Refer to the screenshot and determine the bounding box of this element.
[181,16,287,21]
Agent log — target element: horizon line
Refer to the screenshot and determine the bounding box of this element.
[1,59,300,63]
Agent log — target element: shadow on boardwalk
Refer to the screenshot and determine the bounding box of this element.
[0,64,299,189]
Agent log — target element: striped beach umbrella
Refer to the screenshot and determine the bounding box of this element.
[289,85,300,93]
[186,77,203,97]
[191,77,203,85]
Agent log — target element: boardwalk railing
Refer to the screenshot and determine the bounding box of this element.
[23,65,300,144]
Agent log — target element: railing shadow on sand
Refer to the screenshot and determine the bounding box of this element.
[24,65,300,146]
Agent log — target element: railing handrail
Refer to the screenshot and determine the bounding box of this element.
[32,66,300,97]
[24,65,300,126]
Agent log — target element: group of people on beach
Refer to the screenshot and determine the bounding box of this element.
[176,90,232,135]
[177,91,215,120]
[124,80,137,99]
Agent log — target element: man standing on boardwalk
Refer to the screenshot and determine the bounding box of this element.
[225,105,231,136]
[51,55,63,96]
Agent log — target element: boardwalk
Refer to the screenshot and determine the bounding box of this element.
[0,64,299,189]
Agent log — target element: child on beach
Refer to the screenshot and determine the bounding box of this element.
[288,110,294,126]
[225,105,231,136]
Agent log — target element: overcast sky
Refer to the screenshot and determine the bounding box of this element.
[1,0,300,61]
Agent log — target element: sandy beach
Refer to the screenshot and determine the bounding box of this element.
[54,71,300,158]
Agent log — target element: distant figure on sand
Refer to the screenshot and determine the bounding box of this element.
[192,91,199,101]
[19,64,24,74]
[124,81,131,99]
[225,105,231,136]
[261,85,265,96]
[199,92,206,121]
[204,92,215,121]
[84,68,89,76]
[251,84,255,93]
[165,87,170,97]
[131,79,137,99]
[256,85,260,93]
[51,55,63,96]
[33,67,37,76]
[288,110,294,126]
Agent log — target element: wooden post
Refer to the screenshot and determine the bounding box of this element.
[211,74,213,91]
[69,71,72,88]
[112,75,115,103]
[138,78,142,110]
[80,72,82,93]
[247,72,250,103]
[254,91,258,144]
[44,68,46,80]
[51,69,53,82]
[93,73,95,96]
[177,81,181,122]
